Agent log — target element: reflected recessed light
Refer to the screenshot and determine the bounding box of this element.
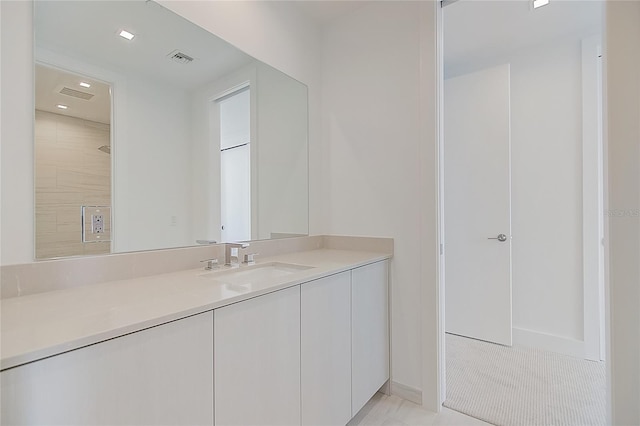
[533,0,549,9]
[57,104,68,110]
[79,82,91,88]
[119,29,135,40]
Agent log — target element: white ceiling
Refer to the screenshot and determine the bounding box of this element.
[35,65,112,124]
[34,1,255,92]
[292,1,373,25]
[444,0,603,76]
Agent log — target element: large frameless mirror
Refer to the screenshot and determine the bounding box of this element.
[34,0,309,260]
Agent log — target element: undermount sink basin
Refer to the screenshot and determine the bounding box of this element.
[199,262,314,288]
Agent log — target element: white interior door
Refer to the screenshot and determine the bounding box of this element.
[220,144,251,242]
[444,64,512,346]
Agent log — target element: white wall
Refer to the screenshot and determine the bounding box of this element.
[256,61,308,239]
[1,1,33,265]
[606,2,640,424]
[321,1,424,395]
[511,39,585,346]
[114,75,193,253]
[0,1,3,268]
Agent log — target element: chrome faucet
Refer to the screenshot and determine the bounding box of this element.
[200,258,219,270]
[242,253,259,265]
[225,242,250,266]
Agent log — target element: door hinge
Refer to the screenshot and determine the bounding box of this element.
[440,243,444,255]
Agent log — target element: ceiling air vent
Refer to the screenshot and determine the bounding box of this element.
[167,50,194,65]
[59,87,94,100]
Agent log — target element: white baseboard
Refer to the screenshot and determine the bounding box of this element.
[513,327,586,359]
[390,381,422,405]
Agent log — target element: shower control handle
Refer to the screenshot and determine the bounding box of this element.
[488,234,508,242]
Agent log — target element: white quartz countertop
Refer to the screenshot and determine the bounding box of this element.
[1,249,390,371]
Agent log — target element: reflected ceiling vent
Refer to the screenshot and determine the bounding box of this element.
[167,49,194,65]
[59,87,94,100]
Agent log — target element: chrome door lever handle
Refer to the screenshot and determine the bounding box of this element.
[488,234,507,242]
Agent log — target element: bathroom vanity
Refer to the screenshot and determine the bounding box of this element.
[0,248,390,425]
[3,1,391,423]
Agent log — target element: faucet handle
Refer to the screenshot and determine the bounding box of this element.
[243,253,259,264]
[200,258,219,270]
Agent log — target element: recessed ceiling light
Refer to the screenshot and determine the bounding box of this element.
[57,104,68,110]
[533,0,550,9]
[119,29,135,41]
[79,82,91,88]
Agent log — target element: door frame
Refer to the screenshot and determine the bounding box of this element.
[424,0,611,418]
[199,64,259,243]
[214,84,253,243]
[581,35,606,362]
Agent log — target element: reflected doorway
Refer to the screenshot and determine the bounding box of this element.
[217,86,251,242]
[34,64,112,259]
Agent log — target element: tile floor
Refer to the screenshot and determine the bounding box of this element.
[348,393,493,426]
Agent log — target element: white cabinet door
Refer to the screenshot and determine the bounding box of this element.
[0,312,214,426]
[301,272,351,426]
[214,286,301,426]
[351,260,390,416]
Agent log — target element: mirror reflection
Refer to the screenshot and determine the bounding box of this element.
[35,65,113,259]
[34,0,309,260]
